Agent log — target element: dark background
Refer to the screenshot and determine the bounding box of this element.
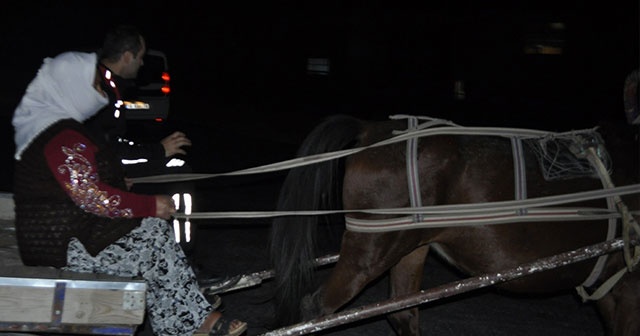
[0,2,638,335]
[1,2,638,123]
[1,1,638,190]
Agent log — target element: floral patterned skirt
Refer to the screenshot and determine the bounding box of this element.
[64,217,212,336]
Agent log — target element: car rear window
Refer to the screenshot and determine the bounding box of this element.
[135,51,168,96]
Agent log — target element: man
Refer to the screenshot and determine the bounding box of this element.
[88,24,234,301]
[85,24,191,175]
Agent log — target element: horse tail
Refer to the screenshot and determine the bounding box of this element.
[269,114,362,326]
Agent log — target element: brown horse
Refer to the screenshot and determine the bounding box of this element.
[269,114,640,335]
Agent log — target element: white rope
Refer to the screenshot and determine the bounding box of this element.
[579,146,620,288]
[404,116,423,223]
[345,207,621,232]
[173,183,640,220]
[130,125,599,184]
[511,137,527,205]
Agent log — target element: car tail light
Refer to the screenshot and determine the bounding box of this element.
[161,71,171,95]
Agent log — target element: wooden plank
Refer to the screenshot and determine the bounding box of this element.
[0,266,146,335]
[0,266,138,281]
[0,286,53,322]
[61,287,145,325]
[0,322,139,335]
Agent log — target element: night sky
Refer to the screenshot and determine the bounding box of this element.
[1,1,638,130]
[0,2,638,220]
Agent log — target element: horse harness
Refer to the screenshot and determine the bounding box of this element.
[345,114,640,301]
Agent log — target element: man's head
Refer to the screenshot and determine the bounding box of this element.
[98,24,146,79]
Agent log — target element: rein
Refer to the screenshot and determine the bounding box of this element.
[136,119,639,225]
[129,124,595,184]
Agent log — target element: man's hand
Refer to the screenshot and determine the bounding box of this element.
[161,131,192,157]
[155,195,177,220]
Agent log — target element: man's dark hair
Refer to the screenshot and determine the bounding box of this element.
[98,25,144,62]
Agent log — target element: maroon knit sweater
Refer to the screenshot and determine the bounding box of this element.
[13,119,146,267]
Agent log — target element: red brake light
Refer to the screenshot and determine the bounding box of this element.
[161,71,170,95]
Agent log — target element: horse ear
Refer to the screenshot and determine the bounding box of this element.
[597,119,634,149]
[624,69,639,125]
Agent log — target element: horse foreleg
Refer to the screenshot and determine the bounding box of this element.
[387,244,430,336]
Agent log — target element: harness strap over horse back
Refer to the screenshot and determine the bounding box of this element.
[392,115,458,222]
[404,116,423,223]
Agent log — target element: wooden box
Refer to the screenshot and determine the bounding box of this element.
[0,266,146,335]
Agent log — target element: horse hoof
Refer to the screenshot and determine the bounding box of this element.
[301,292,322,320]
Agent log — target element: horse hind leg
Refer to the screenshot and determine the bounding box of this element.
[596,269,640,336]
[387,245,430,336]
[302,232,410,322]
[301,257,396,322]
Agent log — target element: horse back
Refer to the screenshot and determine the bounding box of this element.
[343,120,625,292]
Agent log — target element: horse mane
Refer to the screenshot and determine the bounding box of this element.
[269,114,362,326]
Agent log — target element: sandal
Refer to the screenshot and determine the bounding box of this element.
[194,312,247,336]
[208,294,222,311]
[208,316,247,336]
